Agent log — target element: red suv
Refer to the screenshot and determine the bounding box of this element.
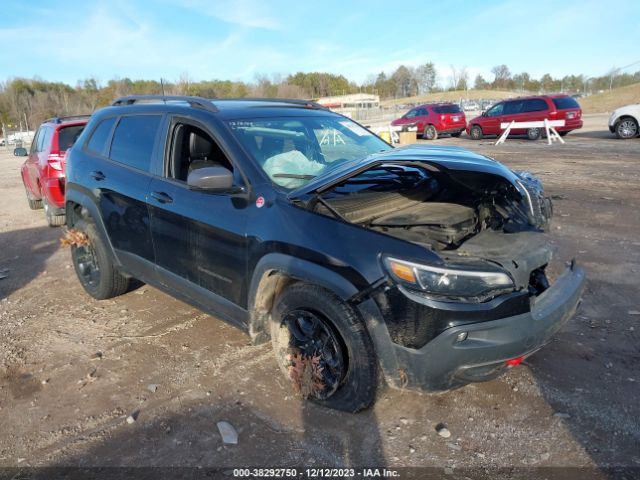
[19,116,89,226]
[466,95,583,140]
[391,103,466,140]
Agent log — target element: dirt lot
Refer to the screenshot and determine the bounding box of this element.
[0,113,638,478]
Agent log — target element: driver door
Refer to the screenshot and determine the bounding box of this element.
[148,116,249,321]
[482,102,505,135]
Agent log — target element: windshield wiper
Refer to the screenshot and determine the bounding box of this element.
[272,173,316,179]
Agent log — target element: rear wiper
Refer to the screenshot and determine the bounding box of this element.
[272,173,316,179]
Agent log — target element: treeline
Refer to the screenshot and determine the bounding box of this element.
[1,65,639,131]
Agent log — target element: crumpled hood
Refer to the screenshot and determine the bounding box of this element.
[288,144,521,199]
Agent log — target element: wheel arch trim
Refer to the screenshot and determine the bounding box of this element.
[65,188,122,268]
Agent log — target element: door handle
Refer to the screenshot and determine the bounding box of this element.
[150,191,173,204]
[90,171,105,181]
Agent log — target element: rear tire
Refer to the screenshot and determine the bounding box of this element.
[24,183,43,210]
[615,118,639,139]
[423,124,438,140]
[44,198,66,227]
[28,197,43,210]
[71,219,130,300]
[526,128,541,140]
[270,283,378,412]
[469,125,483,140]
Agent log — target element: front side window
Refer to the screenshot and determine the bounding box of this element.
[227,116,391,189]
[109,115,162,172]
[167,122,234,183]
[486,103,504,117]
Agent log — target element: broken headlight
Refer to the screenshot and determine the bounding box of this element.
[384,257,515,300]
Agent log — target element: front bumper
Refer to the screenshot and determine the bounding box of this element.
[359,263,586,391]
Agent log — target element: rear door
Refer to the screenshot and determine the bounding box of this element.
[148,116,250,322]
[84,114,162,278]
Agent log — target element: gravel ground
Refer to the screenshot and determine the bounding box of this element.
[0,113,638,478]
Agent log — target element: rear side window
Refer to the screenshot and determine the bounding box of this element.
[552,97,580,110]
[523,99,548,112]
[37,127,53,152]
[57,125,85,152]
[109,115,162,172]
[503,101,524,115]
[433,105,461,114]
[87,117,117,155]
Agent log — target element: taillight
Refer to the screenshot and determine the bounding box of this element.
[441,115,446,121]
[48,153,63,171]
[549,111,558,119]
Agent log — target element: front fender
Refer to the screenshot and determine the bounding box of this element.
[247,253,361,343]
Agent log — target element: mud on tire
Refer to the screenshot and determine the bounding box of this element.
[70,219,130,300]
[270,283,378,412]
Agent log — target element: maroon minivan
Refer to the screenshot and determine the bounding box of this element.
[466,95,583,140]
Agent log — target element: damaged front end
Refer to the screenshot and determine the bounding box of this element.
[294,147,583,369]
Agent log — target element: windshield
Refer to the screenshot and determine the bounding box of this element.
[227,116,391,189]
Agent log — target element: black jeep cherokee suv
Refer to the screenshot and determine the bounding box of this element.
[65,95,585,412]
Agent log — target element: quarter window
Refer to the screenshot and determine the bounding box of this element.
[86,117,117,155]
[523,99,548,112]
[109,115,162,172]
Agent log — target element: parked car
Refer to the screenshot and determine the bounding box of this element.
[65,95,585,412]
[608,103,640,139]
[19,116,89,226]
[463,102,480,111]
[391,103,466,140]
[466,95,583,140]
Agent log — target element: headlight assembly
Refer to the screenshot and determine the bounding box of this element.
[384,257,515,301]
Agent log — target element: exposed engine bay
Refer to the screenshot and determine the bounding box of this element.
[309,161,554,294]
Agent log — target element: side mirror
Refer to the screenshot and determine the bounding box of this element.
[187,165,234,191]
[14,147,28,156]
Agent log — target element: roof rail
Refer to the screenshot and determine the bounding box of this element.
[218,97,328,110]
[111,95,218,112]
[44,115,92,124]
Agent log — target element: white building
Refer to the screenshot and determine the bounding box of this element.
[316,93,380,117]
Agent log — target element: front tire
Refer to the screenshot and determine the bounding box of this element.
[423,124,438,140]
[615,118,639,139]
[71,219,130,300]
[469,125,483,140]
[270,283,378,412]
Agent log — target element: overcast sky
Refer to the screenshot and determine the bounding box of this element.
[0,0,638,87]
